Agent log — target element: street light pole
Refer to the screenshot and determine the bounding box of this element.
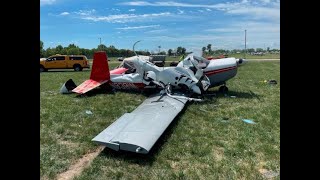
[244,29,247,58]
[99,37,101,45]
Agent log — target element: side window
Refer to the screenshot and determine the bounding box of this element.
[56,56,65,60]
[70,56,84,60]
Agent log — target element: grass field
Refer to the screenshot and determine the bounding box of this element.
[40,60,280,179]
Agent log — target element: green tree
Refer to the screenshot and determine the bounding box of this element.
[181,47,186,55]
[207,44,212,53]
[256,48,264,52]
[40,40,45,57]
[202,47,206,52]
[97,44,107,51]
[67,48,80,55]
[168,49,173,56]
[55,45,63,54]
[247,48,255,53]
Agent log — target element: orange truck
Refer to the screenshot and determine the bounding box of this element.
[40,54,90,72]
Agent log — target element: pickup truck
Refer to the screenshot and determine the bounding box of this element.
[40,54,90,72]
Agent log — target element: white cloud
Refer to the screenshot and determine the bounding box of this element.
[128,9,136,12]
[81,12,172,23]
[177,9,184,14]
[40,0,56,6]
[260,0,271,3]
[206,8,212,11]
[75,9,96,16]
[116,25,160,30]
[119,1,280,20]
[145,29,168,33]
[227,7,279,20]
[60,12,69,16]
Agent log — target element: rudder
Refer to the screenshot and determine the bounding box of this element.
[90,51,110,81]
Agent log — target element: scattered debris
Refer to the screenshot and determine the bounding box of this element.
[242,119,256,124]
[259,169,279,179]
[85,110,93,115]
[230,96,236,98]
[220,117,229,123]
[60,79,77,94]
[260,79,277,85]
[268,79,277,85]
[199,108,209,113]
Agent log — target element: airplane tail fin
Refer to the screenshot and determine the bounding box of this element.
[90,51,110,81]
[72,51,111,94]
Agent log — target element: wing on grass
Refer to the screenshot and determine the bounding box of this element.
[92,93,188,154]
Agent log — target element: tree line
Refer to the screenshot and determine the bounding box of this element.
[40,41,279,59]
[40,40,188,59]
[202,44,280,56]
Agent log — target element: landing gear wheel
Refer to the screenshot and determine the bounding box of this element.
[219,86,228,93]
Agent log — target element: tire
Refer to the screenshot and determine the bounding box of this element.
[74,64,82,71]
[219,86,228,93]
[40,65,46,72]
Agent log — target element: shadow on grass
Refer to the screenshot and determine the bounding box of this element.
[96,105,188,166]
[75,86,159,98]
[210,90,261,100]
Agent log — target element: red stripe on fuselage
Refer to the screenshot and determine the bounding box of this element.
[204,66,237,76]
[110,82,145,90]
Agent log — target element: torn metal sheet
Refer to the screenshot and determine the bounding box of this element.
[92,93,188,154]
[242,119,256,124]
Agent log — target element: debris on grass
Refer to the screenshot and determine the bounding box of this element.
[85,110,93,115]
[260,79,277,85]
[242,119,256,124]
[230,96,236,98]
[220,117,229,123]
[268,79,277,85]
[199,108,209,113]
[259,169,279,179]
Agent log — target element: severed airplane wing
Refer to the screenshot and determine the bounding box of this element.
[92,93,188,154]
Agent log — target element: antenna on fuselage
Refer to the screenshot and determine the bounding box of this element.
[133,40,141,57]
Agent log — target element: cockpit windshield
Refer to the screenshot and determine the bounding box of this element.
[191,56,210,69]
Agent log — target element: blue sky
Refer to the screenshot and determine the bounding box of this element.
[40,0,280,53]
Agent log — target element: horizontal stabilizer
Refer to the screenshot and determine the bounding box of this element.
[92,94,188,154]
[72,79,108,94]
[110,68,128,74]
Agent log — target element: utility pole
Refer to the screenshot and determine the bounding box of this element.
[244,29,247,58]
[99,37,101,45]
[158,46,161,54]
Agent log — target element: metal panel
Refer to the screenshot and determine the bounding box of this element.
[72,79,108,94]
[92,94,188,154]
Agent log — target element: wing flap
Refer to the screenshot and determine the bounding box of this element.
[92,94,188,154]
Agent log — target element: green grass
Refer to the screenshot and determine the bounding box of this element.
[225,53,280,59]
[40,61,280,179]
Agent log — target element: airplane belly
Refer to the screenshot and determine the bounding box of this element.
[205,66,237,87]
[92,94,188,154]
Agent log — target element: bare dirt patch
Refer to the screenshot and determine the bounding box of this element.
[56,146,105,180]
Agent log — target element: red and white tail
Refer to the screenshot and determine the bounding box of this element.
[72,51,110,94]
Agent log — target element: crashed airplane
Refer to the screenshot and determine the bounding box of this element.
[61,47,246,154]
